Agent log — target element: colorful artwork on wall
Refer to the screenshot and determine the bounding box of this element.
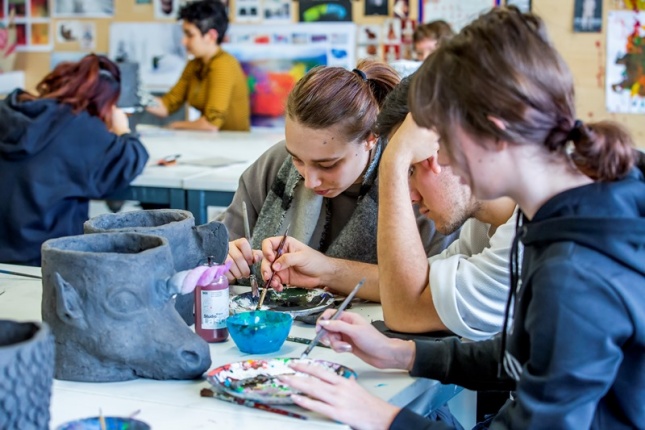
[224,22,355,128]
[606,11,645,113]
[298,0,352,22]
[0,0,51,51]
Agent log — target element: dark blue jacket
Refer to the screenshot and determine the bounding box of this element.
[0,89,149,266]
[390,169,645,429]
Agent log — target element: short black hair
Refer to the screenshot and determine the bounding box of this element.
[178,0,228,44]
[372,74,413,138]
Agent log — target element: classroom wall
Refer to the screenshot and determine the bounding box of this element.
[11,0,645,147]
[534,0,645,147]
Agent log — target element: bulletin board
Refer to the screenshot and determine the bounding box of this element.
[7,0,645,147]
[11,0,417,88]
[533,0,645,147]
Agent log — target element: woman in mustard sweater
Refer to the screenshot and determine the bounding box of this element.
[147,0,250,131]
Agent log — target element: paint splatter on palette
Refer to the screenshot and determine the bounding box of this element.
[207,358,357,404]
[230,288,334,317]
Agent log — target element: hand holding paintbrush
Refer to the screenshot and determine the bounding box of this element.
[256,226,290,310]
[300,278,365,359]
[242,202,260,298]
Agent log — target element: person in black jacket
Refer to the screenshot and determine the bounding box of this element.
[0,54,149,266]
[274,7,645,430]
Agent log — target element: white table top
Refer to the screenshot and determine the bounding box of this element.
[0,264,448,430]
[134,126,284,191]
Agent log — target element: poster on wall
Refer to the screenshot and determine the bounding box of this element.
[263,0,291,23]
[420,0,495,30]
[1,0,52,51]
[393,0,409,19]
[298,0,352,22]
[109,22,187,90]
[606,11,645,113]
[573,0,602,32]
[54,0,114,17]
[235,0,261,22]
[356,24,381,60]
[365,0,388,16]
[505,0,531,12]
[223,22,355,128]
[56,21,96,50]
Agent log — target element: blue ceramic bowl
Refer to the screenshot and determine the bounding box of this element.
[56,416,150,430]
[226,310,293,354]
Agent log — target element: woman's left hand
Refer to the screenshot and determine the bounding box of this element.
[278,361,400,430]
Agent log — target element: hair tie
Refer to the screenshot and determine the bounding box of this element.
[352,68,367,82]
[99,68,116,81]
[567,119,584,142]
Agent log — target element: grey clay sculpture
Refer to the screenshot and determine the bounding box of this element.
[41,232,212,382]
[0,320,55,430]
[83,209,229,325]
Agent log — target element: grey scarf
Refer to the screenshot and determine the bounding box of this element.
[251,141,383,264]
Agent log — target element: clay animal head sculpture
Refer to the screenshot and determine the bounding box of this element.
[41,232,212,382]
[83,209,229,325]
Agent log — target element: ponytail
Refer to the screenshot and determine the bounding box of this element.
[569,120,636,181]
[287,59,399,142]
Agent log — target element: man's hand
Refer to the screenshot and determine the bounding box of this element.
[384,113,440,165]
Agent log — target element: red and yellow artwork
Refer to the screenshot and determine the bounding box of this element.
[611,19,645,97]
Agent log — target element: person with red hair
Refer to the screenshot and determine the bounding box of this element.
[0,53,149,266]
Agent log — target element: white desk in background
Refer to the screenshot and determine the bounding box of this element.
[0,265,461,430]
[110,126,284,223]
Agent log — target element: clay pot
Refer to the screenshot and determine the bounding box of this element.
[0,320,55,430]
[41,232,211,382]
[83,209,228,325]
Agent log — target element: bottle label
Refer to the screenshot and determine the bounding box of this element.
[200,289,229,329]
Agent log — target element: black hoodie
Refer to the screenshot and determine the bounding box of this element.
[390,168,645,429]
[0,89,149,266]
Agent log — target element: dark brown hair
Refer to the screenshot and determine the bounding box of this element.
[178,0,228,44]
[286,59,400,143]
[413,20,454,45]
[20,54,121,126]
[409,7,635,181]
[372,75,413,138]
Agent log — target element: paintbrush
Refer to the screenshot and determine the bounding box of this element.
[242,202,260,298]
[287,336,330,349]
[98,408,106,430]
[0,269,42,280]
[200,388,308,420]
[256,226,290,310]
[299,278,365,359]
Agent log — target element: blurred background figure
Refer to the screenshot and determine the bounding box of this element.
[0,54,148,266]
[146,0,250,131]
[413,20,454,61]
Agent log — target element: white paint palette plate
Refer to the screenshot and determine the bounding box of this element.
[206,358,357,404]
[229,287,334,317]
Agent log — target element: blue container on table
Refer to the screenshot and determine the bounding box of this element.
[226,310,292,354]
[56,416,150,429]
